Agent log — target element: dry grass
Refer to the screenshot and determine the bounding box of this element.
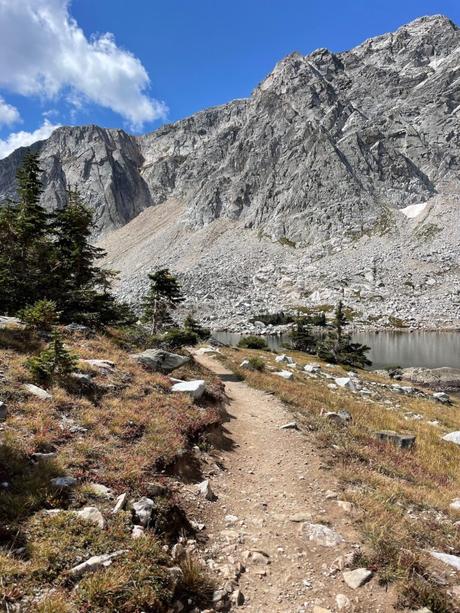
[219,346,460,612]
[0,326,221,611]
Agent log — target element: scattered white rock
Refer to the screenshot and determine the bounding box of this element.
[430,551,460,570]
[23,384,52,400]
[240,360,251,369]
[171,379,206,400]
[225,514,239,524]
[442,431,460,445]
[274,370,293,380]
[301,523,344,547]
[69,550,126,577]
[197,480,216,501]
[81,359,115,372]
[433,391,450,404]
[131,349,190,373]
[131,525,145,539]
[87,483,112,498]
[449,499,460,511]
[112,492,128,514]
[196,347,220,355]
[275,354,293,364]
[336,593,351,610]
[76,506,105,529]
[132,497,154,527]
[343,568,373,589]
[279,421,298,430]
[304,363,321,373]
[335,377,355,390]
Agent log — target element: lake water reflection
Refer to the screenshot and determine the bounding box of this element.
[212,331,460,370]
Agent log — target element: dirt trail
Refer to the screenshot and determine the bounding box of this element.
[193,352,396,613]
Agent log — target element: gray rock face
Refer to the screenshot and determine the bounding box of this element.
[130,349,190,373]
[1,16,460,328]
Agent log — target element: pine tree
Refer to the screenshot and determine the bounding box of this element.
[141,269,184,333]
[0,154,52,313]
[290,317,317,353]
[26,330,78,384]
[50,188,131,326]
[184,313,210,340]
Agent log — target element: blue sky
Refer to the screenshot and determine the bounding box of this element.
[0,0,458,157]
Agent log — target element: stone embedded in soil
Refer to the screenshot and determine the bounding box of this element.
[449,499,460,511]
[23,383,52,399]
[374,430,416,449]
[301,523,344,547]
[112,492,128,514]
[430,551,460,570]
[50,476,77,488]
[76,506,105,529]
[69,550,126,577]
[274,370,293,380]
[343,568,373,589]
[197,479,216,501]
[289,512,312,522]
[280,421,298,430]
[442,431,460,445]
[336,593,351,609]
[131,497,154,527]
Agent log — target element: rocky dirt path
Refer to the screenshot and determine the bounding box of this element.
[192,352,397,613]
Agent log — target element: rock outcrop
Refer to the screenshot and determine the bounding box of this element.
[1,16,460,328]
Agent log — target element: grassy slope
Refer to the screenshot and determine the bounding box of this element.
[0,326,221,612]
[218,346,460,613]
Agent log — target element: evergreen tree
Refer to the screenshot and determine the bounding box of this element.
[290,317,317,353]
[49,188,121,324]
[141,269,184,332]
[26,330,78,384]
[317,300,371,368]
[0,154,52,313]
[184,313,210,340]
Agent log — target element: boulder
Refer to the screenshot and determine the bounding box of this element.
[301,523,344,547]
[76,506,105,529]
[171,379,206,400]
[375,430,416,449]
[343,568,373,589]
[130,349,190,373]
[274,370,293,380]
[442,431,460,445]
[132,497,154,527]
[23,384,52,400]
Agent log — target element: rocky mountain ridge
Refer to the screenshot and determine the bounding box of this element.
[1,15,460,329]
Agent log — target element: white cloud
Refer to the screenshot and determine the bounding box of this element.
[0,0,167,129]
[0,97,21,126]
[0,119,60,159]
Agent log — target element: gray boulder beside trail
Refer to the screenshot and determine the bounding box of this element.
[130,349,190,373]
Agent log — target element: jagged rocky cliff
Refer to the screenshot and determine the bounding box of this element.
[1,15,460,329]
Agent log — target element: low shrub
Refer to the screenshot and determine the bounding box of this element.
[162,328,199,350]
[237,336,268,350]
[25,331,78,383]
[247,356,265,371]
